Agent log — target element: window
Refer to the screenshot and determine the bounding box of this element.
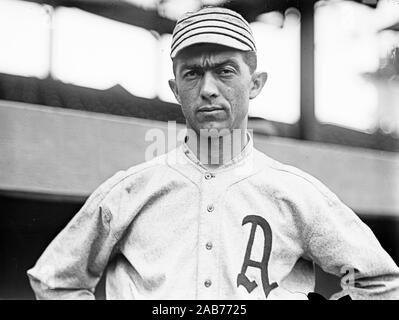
[52,7,158,99]
[249,9,301,124]
[315,0,399,137]
[0,0,49,78]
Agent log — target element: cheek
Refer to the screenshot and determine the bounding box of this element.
[178,90,199,119]
[177,83,199,105]
[226,85,250,112]
[179,94,194,111]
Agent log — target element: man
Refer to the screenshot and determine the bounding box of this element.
[27,6,399,300]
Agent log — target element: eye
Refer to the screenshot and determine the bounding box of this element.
[183,69,201,79]
[217,67,235,76]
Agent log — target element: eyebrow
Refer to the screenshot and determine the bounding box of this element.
[180,59,241,73]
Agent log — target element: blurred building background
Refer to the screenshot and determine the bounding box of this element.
[0,0,398,299]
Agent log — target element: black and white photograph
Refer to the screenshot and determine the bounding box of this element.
[0,0,399,302]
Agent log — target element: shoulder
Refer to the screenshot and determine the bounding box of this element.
[252,148,339,206]
[85,151,172,207]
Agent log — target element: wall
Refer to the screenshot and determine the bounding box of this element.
[1,100,398,216]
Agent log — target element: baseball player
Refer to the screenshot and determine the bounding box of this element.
[27,7,399,300]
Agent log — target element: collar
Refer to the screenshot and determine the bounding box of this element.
[180,131,253,173]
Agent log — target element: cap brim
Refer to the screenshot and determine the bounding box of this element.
[170,33,253,58]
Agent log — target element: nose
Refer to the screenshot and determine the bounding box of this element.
[200,72,219,100]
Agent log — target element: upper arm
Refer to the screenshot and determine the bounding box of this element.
[26,172,127,299]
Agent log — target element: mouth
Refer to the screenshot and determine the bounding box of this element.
[197,105,225,113]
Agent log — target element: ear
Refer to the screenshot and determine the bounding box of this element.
[168,79,181,104]
[249,72,268,100]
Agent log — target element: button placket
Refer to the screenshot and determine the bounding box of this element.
[197,170,219,298]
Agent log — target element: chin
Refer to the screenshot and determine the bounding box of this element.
[196,122,233,137]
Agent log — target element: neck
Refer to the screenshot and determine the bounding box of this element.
[185,128,248,169]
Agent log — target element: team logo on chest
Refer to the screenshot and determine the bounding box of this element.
[237,215,278,298]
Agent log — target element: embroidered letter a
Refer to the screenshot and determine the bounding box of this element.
[237,215,278,298]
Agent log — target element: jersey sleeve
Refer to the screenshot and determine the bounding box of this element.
[301,182,399,299]
[26,171,126,300]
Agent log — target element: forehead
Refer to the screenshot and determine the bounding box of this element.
[174,44,247,70]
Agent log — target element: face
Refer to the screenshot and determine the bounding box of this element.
[169,44,267,136]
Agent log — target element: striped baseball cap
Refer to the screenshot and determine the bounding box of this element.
[170,7,256,59]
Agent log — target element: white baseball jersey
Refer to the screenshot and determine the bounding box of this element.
[27,134,399,299]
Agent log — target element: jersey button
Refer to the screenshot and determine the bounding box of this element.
[205,172,213,180]
[204,280,212,288]
[207,204,214,212]
[206,242,213,250]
